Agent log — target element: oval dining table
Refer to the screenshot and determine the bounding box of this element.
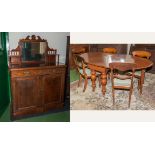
[80,52,153,95]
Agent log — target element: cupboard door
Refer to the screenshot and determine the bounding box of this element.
[43,74,65,111]
[11,76,43,118]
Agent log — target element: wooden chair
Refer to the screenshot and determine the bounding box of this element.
[132,51,151,59]
[109,62,136,108]
[132,51,151,94]
[73,55,100,92]
[71,47,87,54]
[102,47,117,54]
[71,47,88,69]
[103,47,117,79]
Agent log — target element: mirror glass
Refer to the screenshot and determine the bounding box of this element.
[21,41,47,61]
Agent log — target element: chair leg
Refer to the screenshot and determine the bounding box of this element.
[129,88,133,108]
[106,69,111,80]
[141,70,145,84]
[83,79,88,92]
[112,88,115,106]
[139,71,145,95]
[128,90,132,108]
[140,79,143,95]
[98,76,101,87]
[78,75,82,87]
[138,79,140,90]
[107,72,111,80]
[137,78,143,94]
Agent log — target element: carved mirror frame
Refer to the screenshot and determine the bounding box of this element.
[9,35,59,68]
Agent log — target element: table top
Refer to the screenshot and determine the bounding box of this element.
[80,52,153,70]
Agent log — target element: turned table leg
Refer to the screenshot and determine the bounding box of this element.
[89,64,107,95]
[91,70,96,92]
[100,71,107,95]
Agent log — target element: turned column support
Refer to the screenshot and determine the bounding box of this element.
[91,70,96,92]
[101,72,107,95]
[88,64,107,95]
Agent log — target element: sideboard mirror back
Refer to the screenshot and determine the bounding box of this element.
[9,35,59,68]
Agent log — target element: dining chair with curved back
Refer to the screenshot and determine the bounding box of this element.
[102,47,117,79]
[132,51,151,94]
[71,47,87,54]
[73,54,100,92]
[102,47,117,54]
[71,47,88,69]
[132,51,151,59]
[110,62,136,108]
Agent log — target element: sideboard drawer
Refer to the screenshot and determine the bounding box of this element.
[46,68,66,75]
[10,67,66,78]
[10,69,43,77]
[11,70,34,77]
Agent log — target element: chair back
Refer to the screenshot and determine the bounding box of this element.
[109,62,136,107]
[132,51,151,59]
[103,47,117,54]
[73,55,87,76]
[72,47,87,54]
[109,62,136,80]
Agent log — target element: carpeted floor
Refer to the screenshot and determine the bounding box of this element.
[70,72,155,110]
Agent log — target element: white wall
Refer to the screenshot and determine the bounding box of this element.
[9,32,70,63]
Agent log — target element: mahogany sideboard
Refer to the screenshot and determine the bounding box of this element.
[9,35,66,119]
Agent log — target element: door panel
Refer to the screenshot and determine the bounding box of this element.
[43,74,64,110]
[12,76,43,116]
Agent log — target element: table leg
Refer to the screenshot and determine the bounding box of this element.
[89,64,107,95]
[91,70,96,92]
[101,71,107,95]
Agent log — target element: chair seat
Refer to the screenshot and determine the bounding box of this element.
[129,70,142,76]
[134,70,142,76]
[114,78,131,87]
[79,68,100,76]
